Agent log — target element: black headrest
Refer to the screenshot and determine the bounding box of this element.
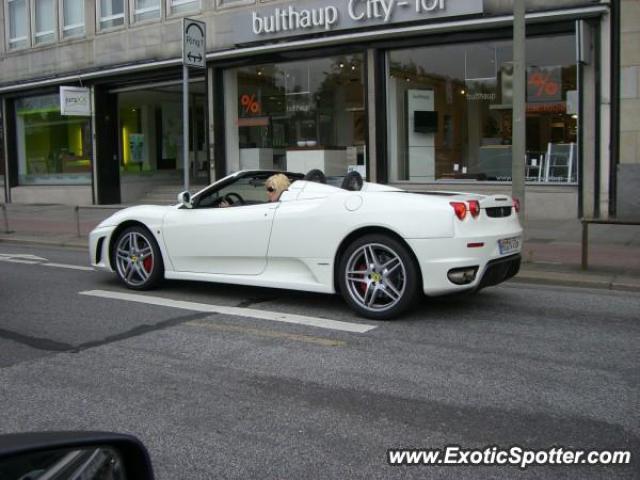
[340,171,364,191]
[303,169,327,184]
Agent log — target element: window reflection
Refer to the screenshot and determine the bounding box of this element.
[387,34,578,183]
[227,55,367,177]
[15,94,92,185]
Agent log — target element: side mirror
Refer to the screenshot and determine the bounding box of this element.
[0,431,154,479]
[177,191,192,209]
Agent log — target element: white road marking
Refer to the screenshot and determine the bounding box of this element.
[44,262,95,272]
[0,253,48,262]
[79,289,377,334]
[0,253,94,271]
[0,258,42,265]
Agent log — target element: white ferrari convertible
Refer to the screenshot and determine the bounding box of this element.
[89,170,522,319]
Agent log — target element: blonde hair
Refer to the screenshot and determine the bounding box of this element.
[266,173,290,199]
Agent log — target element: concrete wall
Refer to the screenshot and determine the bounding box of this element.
[617,0,640,217]
[620,0,640,166]
[617,164,640,217]
[10,186,93,205]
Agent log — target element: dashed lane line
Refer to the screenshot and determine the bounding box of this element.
[79,289,377,334]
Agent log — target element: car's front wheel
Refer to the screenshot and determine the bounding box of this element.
[113,226,164,290]
[338,234,420,319]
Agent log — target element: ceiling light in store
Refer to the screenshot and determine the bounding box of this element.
[351,65,356,71]
[460,89,466,94]
[339,63,345,68]
[572,114,578,119]
[405,78,411,82]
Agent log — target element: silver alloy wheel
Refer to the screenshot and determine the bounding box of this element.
[344,242,407,313]
[115,231,155,287]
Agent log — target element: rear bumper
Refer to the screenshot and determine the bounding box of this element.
[407,230,522,295]
[476,254,521,290]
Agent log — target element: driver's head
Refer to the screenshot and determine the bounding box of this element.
[265,174,290,202]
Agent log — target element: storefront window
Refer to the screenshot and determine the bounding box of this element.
[225,54,367,179]
[116,83,206,179]
[14,94,92,185]
[387,34,577,183]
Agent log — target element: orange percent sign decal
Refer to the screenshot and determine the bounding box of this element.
[528,72,560,97]
[240,94,261,114]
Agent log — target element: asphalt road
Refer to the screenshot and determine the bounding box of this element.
[0,243,638,479]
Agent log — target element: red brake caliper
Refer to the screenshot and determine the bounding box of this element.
[143,255,153,273]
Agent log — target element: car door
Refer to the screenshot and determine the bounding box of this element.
[162,202,277,275]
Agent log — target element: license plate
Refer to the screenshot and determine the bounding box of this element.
[498,236,521,255]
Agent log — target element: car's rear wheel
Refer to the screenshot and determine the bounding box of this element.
[338,234,420,319]
[113,226,164,290]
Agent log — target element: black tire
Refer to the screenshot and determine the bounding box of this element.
[112,226,164,290]
[338,234,420,320]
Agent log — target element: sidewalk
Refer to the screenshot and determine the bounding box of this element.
[1,203,639,293]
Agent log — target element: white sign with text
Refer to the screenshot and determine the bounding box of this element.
[60,87,91,116]
[183,18,206,69]
[238,0,483,42]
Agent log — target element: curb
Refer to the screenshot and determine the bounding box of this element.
[513,270,640,293]
[0,236,87,250]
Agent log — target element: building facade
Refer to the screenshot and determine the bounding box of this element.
[0,0,634,220]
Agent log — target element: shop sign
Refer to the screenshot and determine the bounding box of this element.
[231,0,483,44]
[526,102,566,114]
[527,66,562,103]
[59,87,91,116]
[240,94,262,115]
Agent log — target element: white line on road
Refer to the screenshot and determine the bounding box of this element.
[0,252,94,271]
[0,253,49,261]
[43,262,95,271]
[0,258,42,265]
[79,289,377,334]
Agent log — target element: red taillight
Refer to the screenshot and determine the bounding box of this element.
[468,200,480,218]
[513,198,521,213]
[450,202,467,220]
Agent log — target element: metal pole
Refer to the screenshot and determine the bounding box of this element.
[581,221,589,270]
[75,206,81,237]
[1,204,9,233]
[183,64,190,193]
[512,0,526,223]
